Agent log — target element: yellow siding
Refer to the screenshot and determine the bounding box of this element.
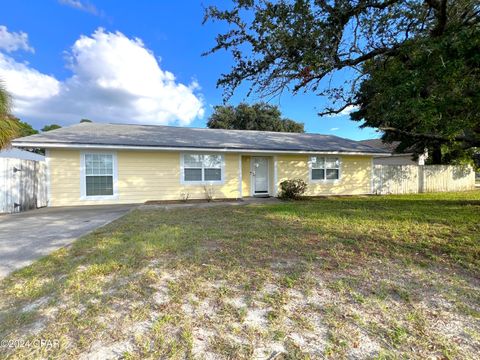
[48,150,373,206]
[48,149,82,205]
[269,157,275,195]
[48,149,241,206]
[241,156,251,196]
[276,155,372,196]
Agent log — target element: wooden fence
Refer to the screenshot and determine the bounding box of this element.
[0,158,47,214]
[373,164,476,195]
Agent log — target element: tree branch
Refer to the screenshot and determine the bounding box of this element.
[293,45,400,92]
[318,102,358,117]
[425,0,448,36]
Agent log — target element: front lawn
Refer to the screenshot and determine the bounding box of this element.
[1,191,479,359]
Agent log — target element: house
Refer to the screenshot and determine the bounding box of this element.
[12,122,389,206]
[358,139,427,165]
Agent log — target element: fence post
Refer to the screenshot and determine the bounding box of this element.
[418,165,424,193]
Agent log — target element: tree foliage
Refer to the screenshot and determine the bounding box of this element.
[0,80,42,148]
[0,81,20,149]
[42,124,62,132]
[351,26,480,162]
[207,102,304,132]
[14,117,38,137]
[204,0,480,162]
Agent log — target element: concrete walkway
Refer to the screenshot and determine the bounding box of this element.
[0,205,135,278]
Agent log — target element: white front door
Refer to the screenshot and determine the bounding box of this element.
[252,157,269,196]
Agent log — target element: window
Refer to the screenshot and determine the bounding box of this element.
[310,156,340,181]
[82,153,116,197]
[182,154,223,183]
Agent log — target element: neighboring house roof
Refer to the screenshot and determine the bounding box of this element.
[0,148,45,161]
[357,139,405,154]
[12,122,390,155]
[358,139,422,156]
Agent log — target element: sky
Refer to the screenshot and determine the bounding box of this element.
[0,0,379,140]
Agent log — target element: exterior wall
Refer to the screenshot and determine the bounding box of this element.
[373,151,428,166]
[269,157,275,196]
[48,149,241,206]
[48,150,374,206]
[276,155,372,196]
[373,154,418,166]
[241,156,251,196]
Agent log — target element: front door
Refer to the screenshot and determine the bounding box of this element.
[252,157,269,196]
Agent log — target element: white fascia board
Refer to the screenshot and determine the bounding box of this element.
[11,141,392,157]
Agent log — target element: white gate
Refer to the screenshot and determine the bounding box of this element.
[0,158,48,213]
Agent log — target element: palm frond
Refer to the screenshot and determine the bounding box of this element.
[0,79,19,150]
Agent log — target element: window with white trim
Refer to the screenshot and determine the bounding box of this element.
[84,153,114,196]
[182,154,223,183]
[310,156,340,181]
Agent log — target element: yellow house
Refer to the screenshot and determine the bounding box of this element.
[12,123,389,206]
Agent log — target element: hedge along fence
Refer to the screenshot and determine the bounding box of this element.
[0,158,47,214]
[373,164,476,195]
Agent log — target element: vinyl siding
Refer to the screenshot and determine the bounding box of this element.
[48,150,373,206]
[241,156,251,196]
[373,154,418,166]
[276,155,372,195]
[48,149,241,206]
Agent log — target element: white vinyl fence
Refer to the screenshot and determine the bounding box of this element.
[0,158,47,213]
[373,164,476,195]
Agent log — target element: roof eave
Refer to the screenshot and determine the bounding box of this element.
[11,141,391,156]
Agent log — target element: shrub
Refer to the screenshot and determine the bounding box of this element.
[278,179,307,200]
[180,192,190,202]
[203,186,215,202]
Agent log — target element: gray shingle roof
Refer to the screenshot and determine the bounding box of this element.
[13,122,388,154]
[358,139,413,154]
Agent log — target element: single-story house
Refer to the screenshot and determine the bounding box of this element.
[12,123,389,206]
[358,139,428,166]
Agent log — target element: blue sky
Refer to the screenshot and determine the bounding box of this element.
[0,0,378,140]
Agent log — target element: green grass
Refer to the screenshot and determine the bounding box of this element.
[0,191,479,359]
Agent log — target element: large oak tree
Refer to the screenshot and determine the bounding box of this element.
[204,0,479,163]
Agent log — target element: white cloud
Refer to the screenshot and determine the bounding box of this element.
[0,26,34,53]
[59,0,100,16]
[330,127,339,131]
[0,54,60,101]
[0,28,205,126]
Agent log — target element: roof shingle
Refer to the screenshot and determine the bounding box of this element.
[13,122,388,154]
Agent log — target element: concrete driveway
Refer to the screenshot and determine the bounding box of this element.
[0,205,135,278]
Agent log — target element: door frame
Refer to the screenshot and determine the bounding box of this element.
[250,156,270,196]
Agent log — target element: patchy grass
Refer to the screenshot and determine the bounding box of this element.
[0,191,479,359]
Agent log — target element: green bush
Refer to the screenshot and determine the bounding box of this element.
[278,179,307,200]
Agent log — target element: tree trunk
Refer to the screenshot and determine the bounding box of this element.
[431,144,443,164]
